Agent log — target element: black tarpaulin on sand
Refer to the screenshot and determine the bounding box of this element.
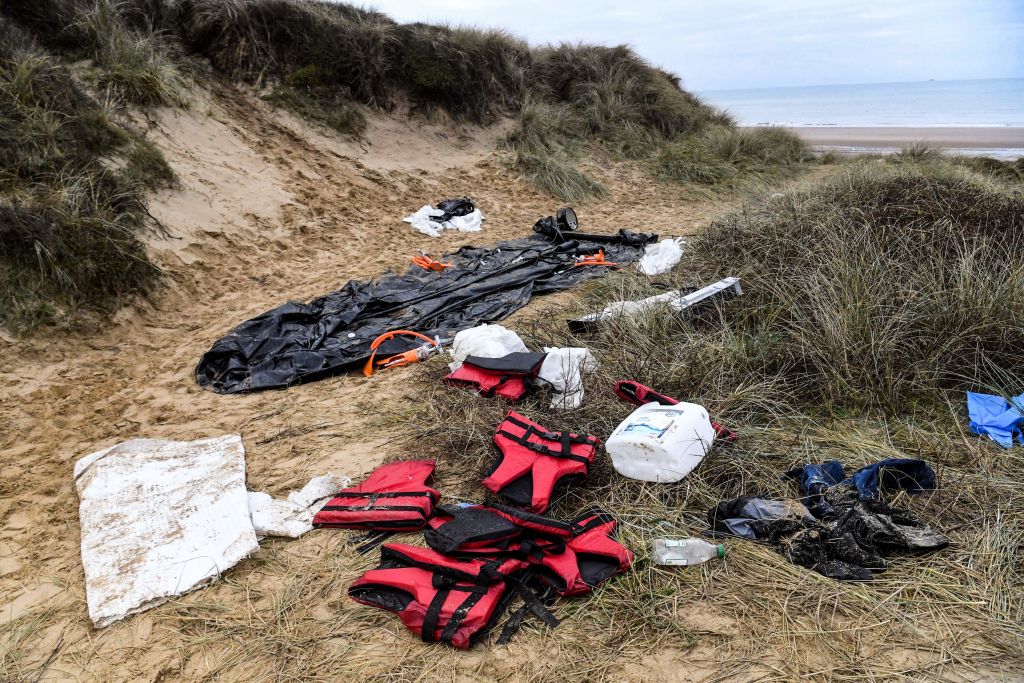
[196,230,654,393]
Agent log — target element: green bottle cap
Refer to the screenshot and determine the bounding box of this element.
[716,544,726,558]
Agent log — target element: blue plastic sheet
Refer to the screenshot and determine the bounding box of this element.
[967,392,1024,448]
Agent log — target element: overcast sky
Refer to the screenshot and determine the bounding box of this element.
[365,0,1024,91]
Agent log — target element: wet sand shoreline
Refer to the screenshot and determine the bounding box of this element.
[772,126,1024,158]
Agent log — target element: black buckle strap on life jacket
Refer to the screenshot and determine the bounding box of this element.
[421,582,489,644]
[568,509,618,537]
[496,582,559,645]
[351,530,394,555]
[319,490,438,512]
[497,415,597,466]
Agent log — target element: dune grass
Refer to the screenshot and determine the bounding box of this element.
[0,19,173,332]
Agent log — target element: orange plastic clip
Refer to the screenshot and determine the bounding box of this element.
[411,253,452,271]
[573,249,618,268]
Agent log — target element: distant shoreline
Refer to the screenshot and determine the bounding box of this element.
[762,126,1024,159]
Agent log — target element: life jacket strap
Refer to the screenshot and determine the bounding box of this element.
[421,583,489,644]
[496,416,598,465]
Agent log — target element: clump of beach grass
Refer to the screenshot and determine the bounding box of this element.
[0,19,172,332]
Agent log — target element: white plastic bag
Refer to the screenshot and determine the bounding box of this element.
[538,347,597,410]
[449,324,528,371]
[248,473,351,538]
[404,206,484,238]
[638,237,685,275]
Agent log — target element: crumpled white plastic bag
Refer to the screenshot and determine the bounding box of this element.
[248,473,351,538]
[404,205,484,238]
[448,323,528,371]
[539,347,598,410]
[638,237,685,275]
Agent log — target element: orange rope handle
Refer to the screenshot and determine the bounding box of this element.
[363,330,439,377]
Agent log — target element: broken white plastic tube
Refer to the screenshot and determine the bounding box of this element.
[569,277,742,331]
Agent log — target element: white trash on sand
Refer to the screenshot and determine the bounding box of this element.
[75,434,258,628]
[404,205,484,238]
[448,323,528,371]
[637,237,685,275]
[248,473,352,538]
[538,347,598,410]
[75,434,350,627]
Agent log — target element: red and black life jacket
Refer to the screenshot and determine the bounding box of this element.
[530,510,634,597]
[349,565,514,649]
[313,460,440,531]
[614,380,738,442]
[483,412,600,513]
[444,352,548,402]
[349,542,556,648]
[423,505,633,597]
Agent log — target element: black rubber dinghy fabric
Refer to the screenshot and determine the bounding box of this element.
[196,231,655,393]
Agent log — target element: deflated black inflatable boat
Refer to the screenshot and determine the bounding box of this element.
[196,221,654,393]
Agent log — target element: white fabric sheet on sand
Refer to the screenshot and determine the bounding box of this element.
[74,434,259,628]
[404,204,484,237]
[248,473,351,538]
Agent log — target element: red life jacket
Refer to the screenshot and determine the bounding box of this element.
[348,566,513,648]
[313,460,440,531]
[349,542,554,648]
[483,412,600,513]
[531,511,635,597]
[444,352,547,401]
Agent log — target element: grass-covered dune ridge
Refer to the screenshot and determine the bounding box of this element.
[0,18,174,332]
[0,0,809,332]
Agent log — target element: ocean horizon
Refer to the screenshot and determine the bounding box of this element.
[698,77,1024,128]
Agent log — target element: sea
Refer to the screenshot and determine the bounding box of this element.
[699,77,1024,158]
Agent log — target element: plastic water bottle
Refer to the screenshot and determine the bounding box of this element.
[653,538,725,566]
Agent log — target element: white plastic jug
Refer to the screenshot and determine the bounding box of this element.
[605,402,716,482]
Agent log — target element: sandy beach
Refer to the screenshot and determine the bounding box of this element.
[782,126,1024,157]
